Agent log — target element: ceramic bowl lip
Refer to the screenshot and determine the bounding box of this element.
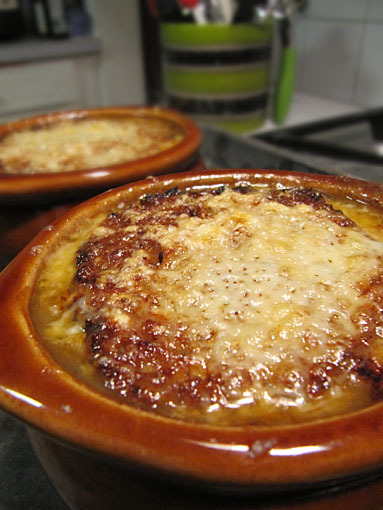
[1,168,383,491]
[0,105,201,204]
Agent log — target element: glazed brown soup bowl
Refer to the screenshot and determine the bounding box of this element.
[0,106,202,266]
[1,169,383,510]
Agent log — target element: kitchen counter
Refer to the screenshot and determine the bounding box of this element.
[0,36,101,65]
[252,91,361,134]
[200,91,382,182]
[201,98,383,182]
[0,411,67,509]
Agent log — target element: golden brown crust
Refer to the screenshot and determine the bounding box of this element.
[68,185,383,425]
[0,117,184,175]
[267,187,356,227]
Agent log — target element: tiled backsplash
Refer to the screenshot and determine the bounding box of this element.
[294,0,383,107]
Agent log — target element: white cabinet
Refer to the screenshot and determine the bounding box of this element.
[0,32,105,123]
[0,56,101,122]
[0,0,147,123]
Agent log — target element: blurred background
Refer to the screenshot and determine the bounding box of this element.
[0,3,383,508]
[0,0,382,177]
[0,1,381,120]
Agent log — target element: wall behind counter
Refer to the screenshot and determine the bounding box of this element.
[84,0,146,106]
[294,0,383,108]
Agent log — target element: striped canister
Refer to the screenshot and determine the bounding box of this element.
[160,22,273,133]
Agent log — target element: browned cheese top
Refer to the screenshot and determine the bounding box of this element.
[0,116,184,174]
[33,184,383,426]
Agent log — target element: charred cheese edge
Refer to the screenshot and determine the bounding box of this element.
[32,184,383,426]
[0,116,184,174]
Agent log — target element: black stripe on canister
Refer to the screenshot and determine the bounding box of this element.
[167,93,268,115]
[162,46,271,66]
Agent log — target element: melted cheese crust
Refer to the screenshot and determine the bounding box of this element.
[33,185,383,426]
[0,117,184,174]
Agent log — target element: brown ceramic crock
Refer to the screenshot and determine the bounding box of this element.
[0,169,383,510]
[0,106,202,266]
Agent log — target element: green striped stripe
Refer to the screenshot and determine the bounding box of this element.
[163,65,270,95]
[161,23,273,48]
[199,113,266,133]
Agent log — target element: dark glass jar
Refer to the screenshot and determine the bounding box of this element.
[0,0,25,40]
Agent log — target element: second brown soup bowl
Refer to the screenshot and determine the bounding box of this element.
[0,106,202,266]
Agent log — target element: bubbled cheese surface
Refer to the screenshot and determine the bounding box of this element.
[0,117,184,174]
[33,185,383,426]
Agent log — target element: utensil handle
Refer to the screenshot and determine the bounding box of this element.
[273,46,296,125]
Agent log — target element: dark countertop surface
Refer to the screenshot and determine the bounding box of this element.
[0,411,67,510]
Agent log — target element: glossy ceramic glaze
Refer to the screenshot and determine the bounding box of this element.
[1,169,383,509]
[0,106,202,203]
[26,428,383,510]
[0,106,202,264]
